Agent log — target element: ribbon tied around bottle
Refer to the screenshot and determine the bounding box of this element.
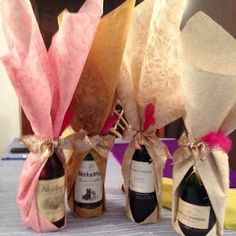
[21,135,60,161]
[124,125,170,165]
[21,129,114,162]
[60,129,114,159]
[173,131,232,164]
[173,133,210,164]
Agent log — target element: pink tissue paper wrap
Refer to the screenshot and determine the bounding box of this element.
[0,0,103,232]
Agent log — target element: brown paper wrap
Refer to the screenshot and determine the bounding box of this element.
[65,0,135,217]
[65,131,114,217]
[172,12,236,236]
[117,0,185,223]
[67,151,106,217]
[71,0,135,134]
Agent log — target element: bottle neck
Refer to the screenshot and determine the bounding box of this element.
[39,151,64,179]
[193,166,203,186]
[133,145,152,163]
[83,153,94,161]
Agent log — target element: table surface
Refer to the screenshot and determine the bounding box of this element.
[0,154,235,236]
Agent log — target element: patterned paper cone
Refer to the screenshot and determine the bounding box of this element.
[63,0,136,217]
[117,0,185,224]
[172,12,236,236]
[0,0,103,232]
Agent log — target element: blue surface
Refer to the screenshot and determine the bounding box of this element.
[1,138,27,160]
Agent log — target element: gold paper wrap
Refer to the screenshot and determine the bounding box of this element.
[62,0,135,218]
[65,131,114,217]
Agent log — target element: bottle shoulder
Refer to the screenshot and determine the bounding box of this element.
[39,152,64,180]
[132,145,152,163]
[83,153,94,161]
[181,167,210,205]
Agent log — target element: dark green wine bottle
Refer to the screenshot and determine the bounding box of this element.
[74,153,103,210]
[36,151,65,228]
[103,0,144,16]
[178,166,216,236]
[129,145,157,223]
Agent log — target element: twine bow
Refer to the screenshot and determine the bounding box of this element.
[61,129,114,158]
[21,129,114,162]
[21,135,59,161]
[173,133,210,164]
[124,126,170,165]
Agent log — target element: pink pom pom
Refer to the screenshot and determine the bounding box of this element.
[201,131,232,153]
[143,103,156,130]
[100,113,119,135]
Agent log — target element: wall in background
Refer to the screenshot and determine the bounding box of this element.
[181,0,236,38]
[0,63,20,155]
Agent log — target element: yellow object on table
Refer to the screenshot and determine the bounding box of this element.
[162,178,236,230]
[225,188,236,230]
[162,177,172,209]
[60,126,74,159]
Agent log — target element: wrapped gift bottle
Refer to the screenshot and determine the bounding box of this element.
[129,145,157,223]
[74,153,103,216]
[36,151,65,228]
[177,166,216,236]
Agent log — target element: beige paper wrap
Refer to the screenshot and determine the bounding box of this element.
[172,12,236,236]
[118,0,185,223]
[65,0,135,217]
[122,129,170,223]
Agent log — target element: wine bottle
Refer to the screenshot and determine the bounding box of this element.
[103,0,125,16]
[36,151,65,228]
[129,145,157,223]
[103,0,144,16]
[74,153,103,213]
[135,0,144,6]
[177,166,216,236]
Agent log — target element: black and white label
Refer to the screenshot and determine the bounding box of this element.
[129,160,155,193]
[74,160,102,204]
[177,198,210,229]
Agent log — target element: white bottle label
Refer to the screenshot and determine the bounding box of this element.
[177,198,210,229]
[129,160,155,193]
[36,176,65,222]
[74,160,103,204]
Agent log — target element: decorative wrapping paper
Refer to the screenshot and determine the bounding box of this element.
[172,12,236,236]
[62,0,135,217]
[117,0,185,223]
[0,0,102,232]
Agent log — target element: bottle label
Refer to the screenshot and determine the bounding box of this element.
[177,198,210,229]
[36,176,65,222]
[74,160,103,204]
[129,160,155,193]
